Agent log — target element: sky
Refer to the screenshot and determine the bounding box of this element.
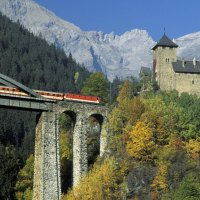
[34,0,200,41]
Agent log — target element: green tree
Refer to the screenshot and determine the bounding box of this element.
[81,72,109,104]
[0,145,21,200]
[172,174,200,200]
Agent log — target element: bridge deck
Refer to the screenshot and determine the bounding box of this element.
[0,94,56,111]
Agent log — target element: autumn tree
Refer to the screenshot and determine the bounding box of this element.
[109,80,144,134]
[127,121,155,162]
[151,162,169,199]
[64,158,126,200]
[141,97,180,145]
[186,138,200,169]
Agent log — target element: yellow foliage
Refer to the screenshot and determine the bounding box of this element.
[127,121,155,161]
[186,138,200,155]
[109,79,145,136]
[64,158,126,200]
[186,138,200,168]
[117,80,133,104]
[151,162,169,194]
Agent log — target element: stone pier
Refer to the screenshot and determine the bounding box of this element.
[73,113,88,185]
[72,111,109,185]
[100,115,109,157]
[33,112,61,200]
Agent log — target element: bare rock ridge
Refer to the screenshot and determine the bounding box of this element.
[0,0,199,80]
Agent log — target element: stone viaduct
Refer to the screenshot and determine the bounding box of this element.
[33,101,109,200]
[0,72,109,200]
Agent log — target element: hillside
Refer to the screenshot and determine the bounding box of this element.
[0,13,90,199]
[64,83,200,200]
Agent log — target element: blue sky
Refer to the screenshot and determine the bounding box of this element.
[35,0,200,41]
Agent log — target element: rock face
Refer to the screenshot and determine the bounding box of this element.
[1,0,200,80]
[0,0,155,80]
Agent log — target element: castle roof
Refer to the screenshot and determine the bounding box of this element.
[152,34,178,50]
[172,60,200,74]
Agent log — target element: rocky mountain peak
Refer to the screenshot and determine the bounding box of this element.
[0,0,199,80]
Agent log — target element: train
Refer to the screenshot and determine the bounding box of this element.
[0,86,101,104]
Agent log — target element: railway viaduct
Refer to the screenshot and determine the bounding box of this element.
[0,72,109,200]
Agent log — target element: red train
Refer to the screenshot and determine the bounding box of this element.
[0,86,101,104]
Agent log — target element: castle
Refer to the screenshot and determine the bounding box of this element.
[153,34,200,96]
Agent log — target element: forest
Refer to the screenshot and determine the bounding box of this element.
[0,12,91,199]
[0,12,200,200]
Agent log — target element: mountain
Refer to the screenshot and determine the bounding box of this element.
[0,0,155,80]
[175,32,200,60]
[0,0,200,80]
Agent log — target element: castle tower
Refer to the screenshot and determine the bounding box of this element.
[152,34,178,90]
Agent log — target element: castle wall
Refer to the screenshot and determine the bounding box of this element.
[174,73,200,96]
[153,36,200,96]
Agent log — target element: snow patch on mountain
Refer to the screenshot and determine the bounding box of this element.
[175,32,200,60]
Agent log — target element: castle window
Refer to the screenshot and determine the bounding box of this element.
[192,80,194,84]
[168,58,170,62]
[166,58,168,62]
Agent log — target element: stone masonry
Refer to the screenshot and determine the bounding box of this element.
[153,34,200,96]
[33,111,61,200]
[57,101,109,186]
[32,101,108,199]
